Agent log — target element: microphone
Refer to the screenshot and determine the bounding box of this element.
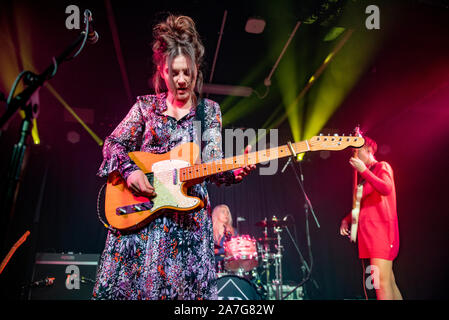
[84,10,99,44]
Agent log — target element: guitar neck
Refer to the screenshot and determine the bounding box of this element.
[352,127,361,207]
[179,141,310,182]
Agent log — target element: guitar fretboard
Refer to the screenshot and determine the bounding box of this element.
[179,141,310,182]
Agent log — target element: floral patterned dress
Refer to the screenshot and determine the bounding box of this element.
[92,93,236,300]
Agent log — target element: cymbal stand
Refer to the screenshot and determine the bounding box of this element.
[261,218,271,299]
[272,219,284,300]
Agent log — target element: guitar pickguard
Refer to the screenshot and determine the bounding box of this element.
[149,159,200,211]
[115,159,201,217]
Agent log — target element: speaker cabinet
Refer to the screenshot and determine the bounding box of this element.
[29,252,100,300]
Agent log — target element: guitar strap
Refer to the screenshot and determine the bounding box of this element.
[194,98,206,137]
[194,98,210,157]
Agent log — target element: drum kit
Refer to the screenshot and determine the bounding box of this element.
[215,216,304,300]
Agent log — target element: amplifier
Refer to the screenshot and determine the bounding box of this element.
[28,252,100,300]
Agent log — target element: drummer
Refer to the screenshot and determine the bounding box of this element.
[212,204,238,272]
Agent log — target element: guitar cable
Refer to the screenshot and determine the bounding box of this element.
[96,183,120,235]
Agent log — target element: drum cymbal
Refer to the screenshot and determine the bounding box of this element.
[255,219,291,228]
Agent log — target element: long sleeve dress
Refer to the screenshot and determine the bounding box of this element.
[345,161,400,260]
[92,93,236,300]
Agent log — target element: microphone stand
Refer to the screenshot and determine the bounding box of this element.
[284,214,320,292]
[281,145,320,299]
[0,19,94,253]
[286,142,320,229]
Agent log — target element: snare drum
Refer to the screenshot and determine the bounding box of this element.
[224,235,258,272]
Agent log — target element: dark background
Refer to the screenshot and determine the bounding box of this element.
[0,0,448,300]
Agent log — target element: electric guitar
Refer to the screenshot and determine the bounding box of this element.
[105,135,365,231]
[350,127,364,243]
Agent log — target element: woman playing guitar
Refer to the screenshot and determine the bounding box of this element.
[92,14,255,300]
[340,136,403,300]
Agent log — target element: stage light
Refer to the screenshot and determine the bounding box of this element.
[67,131,80,144]
[255,0,388,149]
[32,118,40,144]
[324,27,346,41]
[245,17,266,34]
[324,52,334,64]
[303,26,383,140]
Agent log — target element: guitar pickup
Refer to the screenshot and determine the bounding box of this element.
[116,201,154,216]
[173,169,178,185]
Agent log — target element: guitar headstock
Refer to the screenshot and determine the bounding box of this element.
[353,126,363,156]
[308,134,365,151]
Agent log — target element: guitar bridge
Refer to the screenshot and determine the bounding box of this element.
[116,201,154,216]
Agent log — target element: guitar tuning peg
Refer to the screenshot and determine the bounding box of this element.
[319,133,323,136]
[334,133,338,136]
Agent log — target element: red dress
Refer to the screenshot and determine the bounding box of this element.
[345,161,400,260]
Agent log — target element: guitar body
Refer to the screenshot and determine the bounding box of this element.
[105,142,204,231]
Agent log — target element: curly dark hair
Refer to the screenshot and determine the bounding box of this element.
[151,14,205,103]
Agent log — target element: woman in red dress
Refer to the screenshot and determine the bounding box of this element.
[340,137,403,300]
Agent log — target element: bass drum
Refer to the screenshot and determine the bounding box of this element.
[216,275,262,300]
